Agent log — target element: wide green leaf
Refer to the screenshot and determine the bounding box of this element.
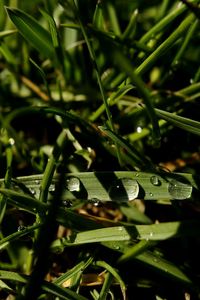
[6,7,55,59]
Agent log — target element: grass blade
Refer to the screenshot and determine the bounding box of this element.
[5,7,55,59]
[0,270,88,300]
[156,108,200,136]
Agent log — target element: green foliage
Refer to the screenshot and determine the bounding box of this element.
[0,0,200,299]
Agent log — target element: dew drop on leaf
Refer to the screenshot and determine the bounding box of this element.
[150,175,161,186]
[168,179,192,199]
[88,198,101,206]
[66,177,80,192]
[63,200,73,208]
[17,225,26,232]
[49,184,55,193]
[29,188,36,195]
[108,178,139,201]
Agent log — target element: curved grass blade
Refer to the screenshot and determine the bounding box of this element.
[137,13,195,76]
[94,34,160,145]
[0,188,47,213]
[136,250,192,285]
[156,108,200,136]
[99,126,154,169]
[89,84,135,122]
[103,242,192,285]
[95,260,126,300]
[54,256,93,286]
[0,223,41,251]
[5,7,55,59]
[0,29,17,39]
[0,270,88,300]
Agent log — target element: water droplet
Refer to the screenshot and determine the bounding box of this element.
[168,179,192,199]
[35,180,40,185]
[149,192,153,197]
[190,78,194,84]
[8,138,15,146]
[88,198,101,206]
[29,188,36,195]
[49,184,55,193]
[18,225,26,232]
[149,232,154,237]
[118,227,123,231]
[150,175,161,186]
[63,200,73,208]
[66,177,80,192]
[114,245,120,250]
[108,178,139,202]
[136,126,142,133]
[153,258,159,263]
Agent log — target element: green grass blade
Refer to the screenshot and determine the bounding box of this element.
[0,188,47,213]
[39,129,68,203]
[51,220,200,252]
[0,223,41,251]
[0,29,17,38]
[99,126,154,169]
[0,171,196,202]
[94,34,160,145]
[5,7,55,59]
[103,242,192,285]
[89,84,135,122]
[172,18,199,66]
[156,108,200,136]
[139,2,187,44]
[117,240,154,264]
[137,13,195,76]
[0,270,88,300]
[98,271,113,300]
[95,260,126,300]
[121,9,138,40]
[54,256,93,285]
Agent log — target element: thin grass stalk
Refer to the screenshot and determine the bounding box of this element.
[71,0,123,165]
[39,129,68,203]
[172,18,199,66]
[137,13,195,76]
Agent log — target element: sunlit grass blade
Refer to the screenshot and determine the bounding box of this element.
[0,42,16,64]
[156,108,200,136]
[0,29,17,38]
[5,7,55,59]
[54,256,93,285]
[103,1,121,35]
[51,220,200,252]
[121,8,138,40]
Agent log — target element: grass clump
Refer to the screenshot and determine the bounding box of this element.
[0,0,200,299]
